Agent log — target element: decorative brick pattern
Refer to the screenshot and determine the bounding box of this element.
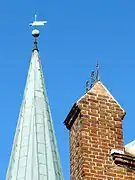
[65,81,135,180]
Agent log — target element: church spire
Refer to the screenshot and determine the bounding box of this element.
[6,17,63,180]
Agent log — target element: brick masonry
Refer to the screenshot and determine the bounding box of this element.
[65,81,135,180]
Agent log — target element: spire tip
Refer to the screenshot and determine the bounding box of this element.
[32,29,39,51]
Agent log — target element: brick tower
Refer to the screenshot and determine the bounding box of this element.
[64,79,135,179]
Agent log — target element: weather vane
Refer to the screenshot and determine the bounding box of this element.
[29,14,47,27]
[29,14,47,51]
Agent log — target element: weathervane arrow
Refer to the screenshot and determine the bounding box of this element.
[29,14,47,27]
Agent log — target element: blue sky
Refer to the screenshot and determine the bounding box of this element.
[0,0,135,179]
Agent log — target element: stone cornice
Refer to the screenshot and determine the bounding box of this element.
[111,152,135,170]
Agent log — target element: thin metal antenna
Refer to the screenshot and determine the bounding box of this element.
[86,80,89,93]
[90,71,95,88]
[96,62,100,81]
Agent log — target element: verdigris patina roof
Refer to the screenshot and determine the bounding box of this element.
[6,33,63,180]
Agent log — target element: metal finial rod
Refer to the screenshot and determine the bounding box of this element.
[33,38,38,51]
[32,29,40,51]
[86,80,89,93]
[35,14,37,21]
[90,71,95,88]
[96,62,100,81]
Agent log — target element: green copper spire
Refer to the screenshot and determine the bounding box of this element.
[6,22,63,180]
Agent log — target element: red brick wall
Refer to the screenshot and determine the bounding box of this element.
[69,81,135,179]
